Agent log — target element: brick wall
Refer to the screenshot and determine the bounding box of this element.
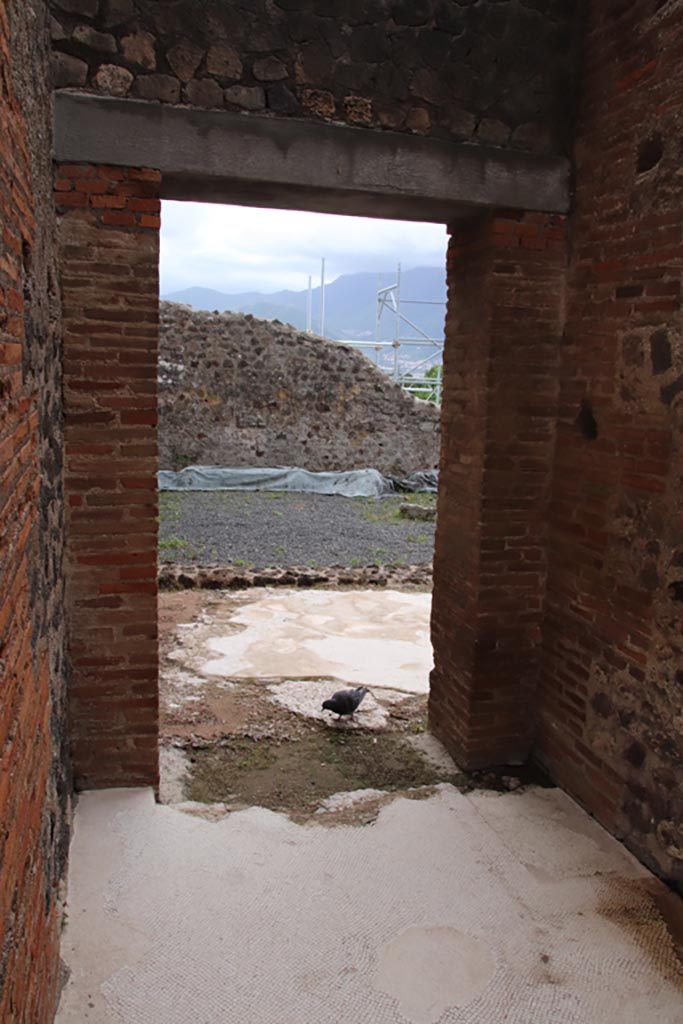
[47,0,579,155]
[537,0,683,884]
[1,1,69,1019]
[430,210,566,769]
[57,164,161,790]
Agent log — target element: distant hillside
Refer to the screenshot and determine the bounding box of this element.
[162,266,446,350]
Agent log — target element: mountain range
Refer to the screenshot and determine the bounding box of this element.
[162,266,447,356]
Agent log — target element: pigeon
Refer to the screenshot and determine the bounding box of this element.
[322,686,369,720]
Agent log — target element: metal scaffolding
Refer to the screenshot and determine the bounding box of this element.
[337,263,445,404]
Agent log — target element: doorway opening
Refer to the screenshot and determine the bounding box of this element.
[155,200,458,820]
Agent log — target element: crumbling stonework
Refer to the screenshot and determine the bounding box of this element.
[159,561,432,592]
[48,0,579,154]
[0,2,68,1019]
[158,302,440,475]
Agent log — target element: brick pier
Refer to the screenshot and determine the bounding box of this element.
[430,210,567,768]
[57,165,160,789]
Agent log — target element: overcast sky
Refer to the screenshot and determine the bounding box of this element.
[160,201,448,296]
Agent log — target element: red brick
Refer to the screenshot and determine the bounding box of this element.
[90,193,127,209]
[128,197,161,213]
[0,11,63,1016]
[431,210,566,769]
[60,163,97,178]
[128,168,162,182]
[74,178,109,194]
[536,1,682,885]
[56,191,88,208]
[58,161,160,792]
[101,211,137,227]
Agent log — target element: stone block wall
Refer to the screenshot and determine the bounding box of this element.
[159,302,440,475]
[48,0,578,155]
[57,164,160,790]
[430,210,567,769]
[0,2,69,1019]
[537,0,683,884]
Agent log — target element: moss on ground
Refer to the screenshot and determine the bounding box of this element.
[185,728,463,815]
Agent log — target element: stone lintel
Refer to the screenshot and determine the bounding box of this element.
[54,92,570,221]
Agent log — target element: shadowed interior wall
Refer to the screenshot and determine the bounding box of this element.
[57,164,161,790]
[537,0,683,886]
[0,2,69,1019]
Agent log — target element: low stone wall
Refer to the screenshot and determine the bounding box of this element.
[159,562,432,591]
[159,301,441,476]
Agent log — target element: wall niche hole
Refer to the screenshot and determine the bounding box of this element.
[668,580,683,603]
[650,329,672,375]
[577,398,598,440]
[637,133,663,174]
[21,239,33,301]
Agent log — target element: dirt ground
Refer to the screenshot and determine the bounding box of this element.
[159,590,549,824]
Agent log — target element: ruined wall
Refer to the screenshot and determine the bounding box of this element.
[537,0,683,886]
[48,0,578,155]
[0,1,69,1018]
[159,302,440,475]
[57,164,160,790]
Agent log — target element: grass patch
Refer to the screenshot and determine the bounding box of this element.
[401,493,437,507]
[359,498,403,524]
[159,492,182,519]
[357,494,438,525]
[159,536,198,558]
[170,450,194,470]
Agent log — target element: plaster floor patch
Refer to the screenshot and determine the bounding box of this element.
[267,679,393,728]
[315,788,388,813]
[199,589,433,692]
[374,926,496,1023]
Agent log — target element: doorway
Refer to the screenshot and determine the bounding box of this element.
[155,199,449,815]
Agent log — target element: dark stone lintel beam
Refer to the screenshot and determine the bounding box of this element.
[55,92,570,222]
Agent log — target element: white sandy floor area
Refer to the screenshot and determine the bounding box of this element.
[184,588,434,693]
[57,785,683,1024]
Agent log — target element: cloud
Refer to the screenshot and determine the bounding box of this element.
[160,201,448,296]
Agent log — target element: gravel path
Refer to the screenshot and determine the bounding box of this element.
[159,491,436,568]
